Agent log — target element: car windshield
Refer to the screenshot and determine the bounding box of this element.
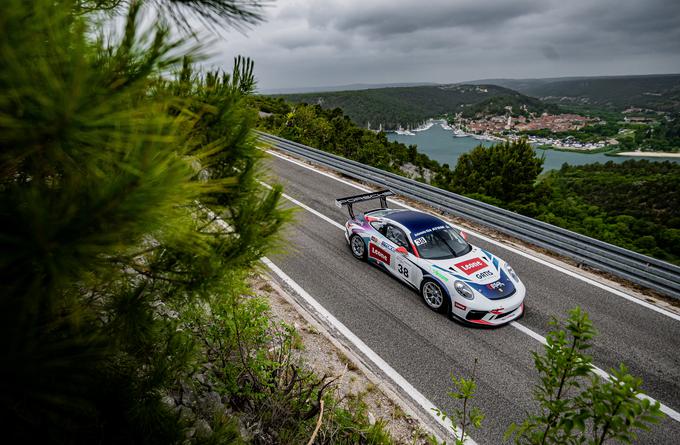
[412,227,471,260]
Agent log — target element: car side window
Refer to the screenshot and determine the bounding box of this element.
[370,221,387,236]
[385,225,411,251]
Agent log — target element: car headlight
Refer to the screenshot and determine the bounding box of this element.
[505,263,519,282]
[454,280,475,300]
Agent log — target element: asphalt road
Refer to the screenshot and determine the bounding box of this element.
[262,152,680,444]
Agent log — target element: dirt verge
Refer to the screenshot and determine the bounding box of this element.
[251,274,443,444]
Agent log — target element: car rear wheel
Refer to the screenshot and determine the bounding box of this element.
[420,279,449,314]
[349,234,366,260]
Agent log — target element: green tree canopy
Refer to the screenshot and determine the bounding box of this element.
[0,0,286,442]
[448,139,545,205]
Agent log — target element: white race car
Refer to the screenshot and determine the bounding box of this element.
[337,190,525,326]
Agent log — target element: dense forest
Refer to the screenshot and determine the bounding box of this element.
[518,75,680,111]
[468,74,680,112]
[459,94,559,118]
[274,84,522,129]
[256,97,680,265]
[540,161,680,263]
[635,113,680,151]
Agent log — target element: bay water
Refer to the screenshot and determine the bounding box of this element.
[386,124,680,171]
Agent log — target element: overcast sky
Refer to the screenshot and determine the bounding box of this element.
[203,0,680,91]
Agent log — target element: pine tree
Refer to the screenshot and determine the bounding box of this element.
[0,0,286,442]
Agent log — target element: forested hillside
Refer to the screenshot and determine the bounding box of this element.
[261,81,436,94]
[254,98,443,177]
[460,94,559,118]
[484,74,680,111]
[274,84,523,129]
[540,161,680,263]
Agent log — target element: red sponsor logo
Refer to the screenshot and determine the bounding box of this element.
[369,243,391,264]
[454,258,487,275]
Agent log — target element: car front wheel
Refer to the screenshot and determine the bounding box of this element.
[420,279,449,314]
[349,234,367,260]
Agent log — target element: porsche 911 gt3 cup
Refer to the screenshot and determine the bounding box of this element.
[336,189,525,326]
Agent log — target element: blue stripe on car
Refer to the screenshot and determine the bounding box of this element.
[468,269,516,300]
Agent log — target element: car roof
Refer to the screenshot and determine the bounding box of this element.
[382,210,448,235]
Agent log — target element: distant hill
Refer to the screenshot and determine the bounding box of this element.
[460,94,559,118]
[259,82,437,95]
[465,76,588,93]
[467,74,680,111]
[274,84,533,129]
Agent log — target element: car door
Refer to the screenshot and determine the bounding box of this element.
[384,224,421,287]
[366,221,397,270]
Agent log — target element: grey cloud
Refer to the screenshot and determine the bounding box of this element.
[273,31,323,50]
[541,45,560,61]
[208,0,680,90]
[557,0,680,52]
[308,0,545,38]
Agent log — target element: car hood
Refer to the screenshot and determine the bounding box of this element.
[428,247,516,300]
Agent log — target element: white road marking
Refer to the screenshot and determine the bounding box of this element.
[509,322,680,422]
[509,320,548,345]
[266,148,680,323]
[259,180,345,230]
[261,257,476,444]
[264,178,680,424]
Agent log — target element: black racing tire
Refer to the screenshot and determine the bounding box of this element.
[349,234,367,261]
[420,279,450,314]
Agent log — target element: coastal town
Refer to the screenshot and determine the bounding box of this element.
[384,110,680,157]
[384,106,677,154]
[454,110,616,150]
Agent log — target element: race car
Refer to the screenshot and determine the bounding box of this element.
[336,189,525,326]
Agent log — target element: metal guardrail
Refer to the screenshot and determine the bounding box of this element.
[257,131,680,300]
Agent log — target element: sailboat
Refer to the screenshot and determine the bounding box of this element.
[395,124,415,136]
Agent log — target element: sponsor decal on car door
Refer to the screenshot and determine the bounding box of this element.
[368,242,391,265]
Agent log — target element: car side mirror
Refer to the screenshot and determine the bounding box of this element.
[460,231,468,240]
[396,246,408,255]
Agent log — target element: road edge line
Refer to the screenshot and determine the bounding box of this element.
[261,256,477,444]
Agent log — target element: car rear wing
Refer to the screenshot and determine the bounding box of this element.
[335,189,394,219]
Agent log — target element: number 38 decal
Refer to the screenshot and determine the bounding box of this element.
[397,264,409,278]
